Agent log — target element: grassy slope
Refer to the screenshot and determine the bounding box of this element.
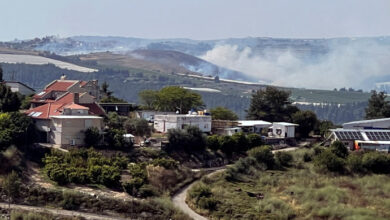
[193,149,390,220]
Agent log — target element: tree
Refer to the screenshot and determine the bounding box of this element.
[139,90,159,110]
[318,120,334,138]
[247,133,263,148]
[0,83,21,112]
[246,87,298,122]
[210,106,238,120]
[101,81,113,97]
[84,127,102,147]
[365,90,390,119]
[0,112,35,150]
[138,86,204,113]
[100,81,126,103]
[292,110,318,138]
[105,112,125,129]
[124,118,152,137]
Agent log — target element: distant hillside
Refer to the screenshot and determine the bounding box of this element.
[79,50,251,80]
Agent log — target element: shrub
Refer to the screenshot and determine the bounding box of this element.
[166,126,206,152]
[313,146,324,156]
[206,135,221,151]
[303,152,312,162]
[151,158,178,169]
[330,141,349,158]
[314,150,345,173]
[84,127,102,147]
[362,152,390,174]
[138,184,159,198]
[248,146,275,169]
[347,152,365,173]
[188,183,212,202]
[123,177,145,196]
[231,132,249,152]
[61,191,80,210]
[275,151,293,167]
[218,135,237,154]
[197,197,218,210]
[247,133,263,149]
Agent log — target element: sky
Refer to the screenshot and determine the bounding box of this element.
[1,0,390,41]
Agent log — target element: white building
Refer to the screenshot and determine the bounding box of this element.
[343,118,390,130]
[136,110,175,122]
[154,114,212,133]
[270,122,298,138]
[237,120,272,134]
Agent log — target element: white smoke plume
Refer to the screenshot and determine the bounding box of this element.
[200,40,390,90]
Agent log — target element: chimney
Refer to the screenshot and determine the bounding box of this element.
[74,93,79,104]
[60,74,67,80]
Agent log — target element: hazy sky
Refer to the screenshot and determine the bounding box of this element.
[1,0,390,41]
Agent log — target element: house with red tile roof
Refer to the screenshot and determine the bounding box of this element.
[26,76,105,146]
[31,75,100,108]
[26,95,104,146]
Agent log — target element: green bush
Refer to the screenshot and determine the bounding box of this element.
[84,127,102,147]
[247,133,263,148]
[151,158,178,169]
[43,148,128,187]
[122,177,145,196]
[61,191,80,210]
[347,152,365,173]
[330,141,349,158]
[362,152,390,174]
[206,135,220,150]
[248,146,275,169]
[275,151,293,167]
[303,152,312,162]
[138,184,159,198]
[166,126,206,152]
[188,183,212,202]
[314,150,345,173]
[231,132,249,152]
[197,197,218,210]
[313,146,324,156]
[218,135,237,154]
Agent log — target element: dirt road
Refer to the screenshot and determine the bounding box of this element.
[172,147,298,220]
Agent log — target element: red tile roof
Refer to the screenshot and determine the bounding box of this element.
[46,81,76,91]
[64,103,89,110]
[81,103,106,116]
[26,103,64,119]
[55,92,74,103]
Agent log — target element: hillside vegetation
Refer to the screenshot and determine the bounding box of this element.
[188,146,390,219]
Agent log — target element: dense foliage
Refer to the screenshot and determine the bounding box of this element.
[292,110,318,138]
[165,126,206,152]
[209,106,238,120]
[84,127,102,147]
[205,133,263,154]
[124,118,152,137]
[0,83,21,112]
[0,112,36,150]
[365,90,390,119]
[246,87,299,122]
[43,148,128,187]
[139,86,204,113]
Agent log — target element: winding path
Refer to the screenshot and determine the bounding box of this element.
[172,147,298,220]
[0,203,130,220]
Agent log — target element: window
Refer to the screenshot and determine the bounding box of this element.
[85,120,92,129]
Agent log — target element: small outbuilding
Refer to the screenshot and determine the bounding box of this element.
[270,122,298,138]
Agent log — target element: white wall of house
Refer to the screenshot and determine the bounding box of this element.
[272,123,297,138]
[154,115,212,133]
[50,116,103,145]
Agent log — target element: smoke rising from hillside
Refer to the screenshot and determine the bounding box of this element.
[200,41,390,90]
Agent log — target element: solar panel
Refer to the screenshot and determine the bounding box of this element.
[365,131,390,141]
[334,131,364,140]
